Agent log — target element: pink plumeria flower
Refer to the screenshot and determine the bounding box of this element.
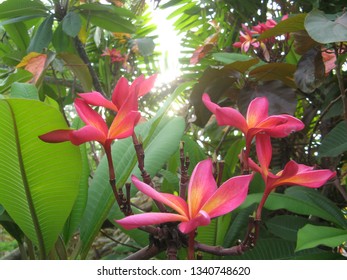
[101,47,125,63]
[202,94,304,159]
[39,96,140,148]
[77,74,157,113]
[233,24,259,52]
[116,159,253,234]
[248,134,336,218]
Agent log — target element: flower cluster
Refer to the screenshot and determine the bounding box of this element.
[203,94,336,219]
[39,74,157,150]
[233,16,289,61]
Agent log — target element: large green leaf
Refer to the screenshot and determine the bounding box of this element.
[242,187,347,229]
[296,225,347,251]
[266,215,311,242]
[305,10,347,44]
[318,121,347,158]
[78,82,193,258]
[62,11,82,38]
[3,22,30,51]
[78,4,135,33]
[62,118,90,244]
[58,52,93,91]
[0,99,81,258]
[258,13,307,40]
[225,238,341,260]
[0,0,48,20]
[27,15,54,53]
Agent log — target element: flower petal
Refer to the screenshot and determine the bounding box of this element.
[112,77,129,109]
[131,175,188,217]
[178,210,211,234]
[69,125,107,146]
[246,97,269,127]
[202,94,248,134]
[188,159,217,218]
[108,111,140,139]
[201,174,253,218]
[272,160,336,189]
[135,74,157,97]
[39,129,72,143]
[116,212,187,230]
[255,134,272,175]
[74,98,108,135]
[78,91,118,111]
[258,115,304,137]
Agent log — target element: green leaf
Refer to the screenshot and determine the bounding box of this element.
[0,69,33,94]
[258,14,307,40]
[62,118,89,244]
[305,10,347,44]
[27,15,54,53]
[3,22,30,51]
[132,38,155,57]
[242,187,347,229]
[266,215,311,242]
[296,225,347,251]
[318,121,347,158]
[0,0,48,19]
[10,82,39,100]
[249,63,297,88]
[0,99,81,258]
[78,82,193,258]
[52,23,75,53]
[181,134,206,174]
[78,5,135,33]
[62,11,82,38]
[58,52,93,91]
[213,53,254,64]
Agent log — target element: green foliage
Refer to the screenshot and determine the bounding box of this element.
[0,99,82,258]
[318,121,347,158]
[296,225,347,251]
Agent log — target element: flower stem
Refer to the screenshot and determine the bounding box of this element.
[188,231,196,260]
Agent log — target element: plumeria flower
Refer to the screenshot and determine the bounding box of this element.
[233,24,260,52]
[101,47,125,63]
[248,134,336,218]
[39,95,140,149]
[116,159,253,234]
[202,94,304,159]
[77,74,157,113]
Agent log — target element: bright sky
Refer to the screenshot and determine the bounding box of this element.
[148,3,183,85]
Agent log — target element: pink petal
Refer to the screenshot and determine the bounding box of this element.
[112,77,130,109]
[258,115,304,137]
[272,161,336,189]
[202,94,248,134]
[74,99,108,136]
[201,174,253,218]
[246,97,269,127]
[70,125,107,146]
[135,74,157,97]
[78,92,118,111]
[255,134,272,174]
[39,129,72,143]
[131,176,189,217]
[116,212,187,230]
[178,210,211,234]
[129,75,145,96]
[108,111,140,140]
[188,159,217,218]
